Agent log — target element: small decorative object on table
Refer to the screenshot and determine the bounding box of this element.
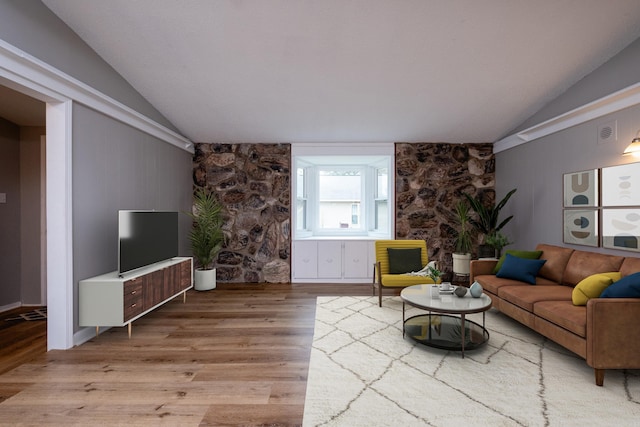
[454,286,468,297]
[470,281,483,298]
[427,264,442,284]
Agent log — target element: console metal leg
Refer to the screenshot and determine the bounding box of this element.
[402,301,405,337]
[461,314,466,358]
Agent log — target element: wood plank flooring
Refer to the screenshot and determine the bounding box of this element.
[0,306,47,376]
[0,283,390,426]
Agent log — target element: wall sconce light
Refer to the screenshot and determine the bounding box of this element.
[624,130,640,156]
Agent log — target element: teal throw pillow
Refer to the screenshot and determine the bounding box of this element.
[600,272,640,298]
[495,253,546,285]
[493,250,543,274]
[387,248,423,274]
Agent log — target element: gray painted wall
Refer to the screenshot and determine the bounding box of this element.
[72,104,192,331]
[0,0,178,133]
[497,104,640,255]
[497,35,640,256]
[0,117,21,308]
[20,126,45,305]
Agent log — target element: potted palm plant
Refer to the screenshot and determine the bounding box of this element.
[452,200,474,275]
[464,188,517,258]
[187,187,224,291]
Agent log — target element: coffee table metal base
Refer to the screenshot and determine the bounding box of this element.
[403,313,489,357]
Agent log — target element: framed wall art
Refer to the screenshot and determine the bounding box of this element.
[601,162,640,207]
[563,169,599,207]
[602,208,640,252]
[563,209,599,247]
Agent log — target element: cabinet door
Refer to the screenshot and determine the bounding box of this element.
[164,264,181,298]
[317,241,342,278]
[180,260,192,290]
[344,241,370,279]
[143,270,164,310]
[293,241,318,278]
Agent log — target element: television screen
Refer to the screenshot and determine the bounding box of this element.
[118,210,178,274]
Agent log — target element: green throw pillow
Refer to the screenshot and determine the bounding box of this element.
[572,272,621,306]
[493,249,543,274]
[387,248,423,274]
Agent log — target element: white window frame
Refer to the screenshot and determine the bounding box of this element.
[291,143,394,240]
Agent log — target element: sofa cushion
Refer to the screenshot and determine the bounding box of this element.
[571,272,621,306]
[563,251,624,287]
[492,249,543,273]
[495,253,546,285]
[620,257,640,277]
[474,274,527,295]
[600,272,640,298]
[498,284,573,312]
[535,244,574,284]
[534,300,587,337]
[387,248,423,274]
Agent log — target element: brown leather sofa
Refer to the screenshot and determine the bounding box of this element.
[470,243,640,386]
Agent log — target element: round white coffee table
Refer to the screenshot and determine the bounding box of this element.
[400,284,492,357]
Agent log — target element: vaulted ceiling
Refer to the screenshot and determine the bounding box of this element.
[41,0,640,144]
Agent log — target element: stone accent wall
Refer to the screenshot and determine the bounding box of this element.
[192,142,493,283]
[193,143,291,283]
[395,143,495,276]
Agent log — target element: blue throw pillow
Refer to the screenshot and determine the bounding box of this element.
[495,253,547,285]
[600,272,640,298]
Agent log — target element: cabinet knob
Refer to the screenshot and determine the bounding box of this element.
[131,303,137,308]
[131,290,137,295]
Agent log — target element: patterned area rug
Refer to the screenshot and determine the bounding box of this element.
[303,296,640,426]
[3,308,47,322]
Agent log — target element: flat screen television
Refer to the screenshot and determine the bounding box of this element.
[118,210,178,275]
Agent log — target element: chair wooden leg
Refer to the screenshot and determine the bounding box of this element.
[378,285,382,307]
[595,368,605,386]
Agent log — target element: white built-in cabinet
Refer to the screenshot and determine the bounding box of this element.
[292,240,374,282]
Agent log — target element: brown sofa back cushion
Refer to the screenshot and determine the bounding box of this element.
[620,257,640,277]
[563,251,624,287]
[535,244,574,284]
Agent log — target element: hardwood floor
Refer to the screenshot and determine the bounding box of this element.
[0,283,386,426]
[0,306,47,376]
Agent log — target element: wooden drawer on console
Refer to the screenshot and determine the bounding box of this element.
[124,278,143,321]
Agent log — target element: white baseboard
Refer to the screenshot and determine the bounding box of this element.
[73,326,111,347]
[0,302,22,313]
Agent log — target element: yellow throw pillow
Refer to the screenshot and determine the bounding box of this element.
[572,272,622,306]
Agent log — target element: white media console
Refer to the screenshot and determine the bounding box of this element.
[79,257,193,338]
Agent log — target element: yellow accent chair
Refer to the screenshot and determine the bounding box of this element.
[373,239,438,307]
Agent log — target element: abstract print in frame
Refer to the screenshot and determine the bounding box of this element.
[563,209,599,247]
[602,209,640,252]
[601,162,640,207]
[563,169,599,207]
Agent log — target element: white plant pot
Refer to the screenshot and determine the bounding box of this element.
[194,268,217,291]
[452,252,471,276]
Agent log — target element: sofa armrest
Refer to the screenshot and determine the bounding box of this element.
[470,259,498,283]
[586,298,640,371]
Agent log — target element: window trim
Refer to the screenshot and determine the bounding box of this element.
[291,143,394,240]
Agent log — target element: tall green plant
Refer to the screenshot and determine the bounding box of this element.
[463,188,517,237]
[187,187,224,270]
[453,200,474,254]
